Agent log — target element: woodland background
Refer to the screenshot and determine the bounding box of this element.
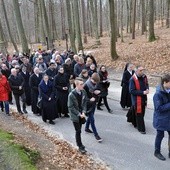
[0,0,170,74]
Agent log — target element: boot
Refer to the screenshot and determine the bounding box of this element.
[154,150,166,161]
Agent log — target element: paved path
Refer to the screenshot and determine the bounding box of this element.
[9,73,170,170]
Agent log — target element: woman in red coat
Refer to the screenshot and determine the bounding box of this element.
[0,71,10,115]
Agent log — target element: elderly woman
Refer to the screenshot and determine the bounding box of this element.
[39,75,58,124]
[0,71,11,115]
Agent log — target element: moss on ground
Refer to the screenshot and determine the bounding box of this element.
[0,129,40,170]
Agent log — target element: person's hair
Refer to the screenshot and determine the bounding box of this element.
[100,65,106,70]
[161,74,170,85]
[75,77,83,85]
[81,69,88,75]
[91,73,100,83]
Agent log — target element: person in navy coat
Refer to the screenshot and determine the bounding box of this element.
[153,74,170,161]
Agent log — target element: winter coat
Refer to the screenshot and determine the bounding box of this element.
[68,89,87,122]
[153,85,170,131]
[129,74,149,107]
[8,74,24,95]
[0,75,10,101]
[74,63,86,77]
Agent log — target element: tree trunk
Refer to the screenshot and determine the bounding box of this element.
[126,0,129,33]
[89,0,101,45]
[132,0,136,39]
[141,0,146,35]
[12,0,29,53]
[99,0,103,37]
[109,0,119,60]
[120,0,124,42]
[40,0,53,49]
[34,1,40,43]
[65,0,77,53]
[0,0,19,53]
[60,0,66,40]
[73,0,83,51]
[81,0,87,43]
[166,0,170,28]
[0,20,7,55]
[38,0,46,44]
[149,0,156,42]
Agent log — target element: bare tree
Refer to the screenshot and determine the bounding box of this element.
[65,0,77,53]
[132,0,136,39]
[109,0,119,60]
[12,0,29,53]
[149,0,156,42]
[0,20,7,54]
[166,0,170,28]
[99,0,103,37]
[81,0,87,43]
[141,0,146,35]
[0,0,19,52]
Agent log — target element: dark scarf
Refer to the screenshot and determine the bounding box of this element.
[39,80,52,93]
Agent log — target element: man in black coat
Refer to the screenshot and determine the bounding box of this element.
[8,68,27,114]
[29,67,42,115]
[45,61,57,82]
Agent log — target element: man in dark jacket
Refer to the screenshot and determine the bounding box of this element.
[68,77,87,154]
[153,74,170,161]
[84,73,103,142]
[129,66,149,134]
[29,67,42,115]
[8,68,27,114]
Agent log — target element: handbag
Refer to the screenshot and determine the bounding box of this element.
[37,98,42,109]
[80,117,86,124]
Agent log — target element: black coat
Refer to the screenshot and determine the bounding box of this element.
[53,73,70,114]
[120,70,134,108]
[63,63,74,79]
[39,80,58,120]
[8,74,24,95]
[45,68,57,81]
[19,71,31,105]
[29,73,42,93]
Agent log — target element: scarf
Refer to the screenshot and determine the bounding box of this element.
[132,74,142,114]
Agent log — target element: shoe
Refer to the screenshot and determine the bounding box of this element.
[85,129,93,133]
[9,102,13,105]
[95,135,103,142]
[140,131,146,134]
[108,109,113,114]
[6,113,11,116]
[64,114,70,118]
[19,111,24,115]
[1,108,4,112]
[154,152,166,161]
[97,107,103,111]
[49,120,55,125]
[79,146,87,154]
[23,109,28,114]
[42,118,47,123]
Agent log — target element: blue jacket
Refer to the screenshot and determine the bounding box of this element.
[153,85,170,131]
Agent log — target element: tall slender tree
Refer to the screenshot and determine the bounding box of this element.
[99,0,103,37]
[0,20,7,54]
[0,0,19,52]
[166,0,170,28]
[109,0,119,60]
[132,0,136,39]
[73,0,83,51]
[81,0,87,43]
[89,0,101,45]
[141,0,146,35]
[65,0,77,53]
[12,0,29,53]
[149,0,156,42]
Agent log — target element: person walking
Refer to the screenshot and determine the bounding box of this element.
[120,63,135,109]
[39,75,58,124]
[68,77,87,154]
[0,71,10,116]
[129,66,149,134]
[84,73,103,142]
[153,74,170,161]
[29,67,42,115]
[8,68,27,114]
[97,65,113,113]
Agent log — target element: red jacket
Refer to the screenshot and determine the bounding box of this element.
[0,75,10,101]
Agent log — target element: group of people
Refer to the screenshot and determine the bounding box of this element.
[0,50,170,158]
[0,49,113,153]
[120,63,170,161]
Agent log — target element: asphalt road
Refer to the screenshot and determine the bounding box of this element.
[10,78,170,170]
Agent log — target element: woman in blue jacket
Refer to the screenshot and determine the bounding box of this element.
[153,74,170,161]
